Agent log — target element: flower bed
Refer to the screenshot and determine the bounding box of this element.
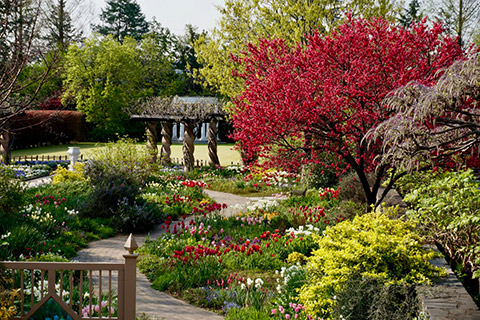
[138,187,442,319]
[2,160,68,180]
[0,139,458,319]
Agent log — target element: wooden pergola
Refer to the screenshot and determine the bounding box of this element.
[130,96,225,171]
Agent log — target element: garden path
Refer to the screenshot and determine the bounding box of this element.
[75,223,225,320]
[204,189,288,217]
[74,189,270,320]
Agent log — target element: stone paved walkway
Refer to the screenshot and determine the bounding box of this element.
[75,225,224,320]
[74,189,271,320]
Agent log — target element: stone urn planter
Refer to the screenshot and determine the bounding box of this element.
[67,146,81,170]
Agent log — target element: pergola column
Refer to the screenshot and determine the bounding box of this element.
[0,129,10,165]
[160,121,172,166]
[208,119,219,166]
[183,122,195,172]
[145,122,158,163]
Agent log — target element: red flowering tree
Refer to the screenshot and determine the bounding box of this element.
[232,17,464,206]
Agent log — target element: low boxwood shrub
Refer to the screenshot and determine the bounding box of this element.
[299,208,444,319]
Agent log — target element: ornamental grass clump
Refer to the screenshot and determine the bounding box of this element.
[299,208,445,319]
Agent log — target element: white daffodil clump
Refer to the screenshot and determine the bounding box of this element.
[285,224,320,237]
[247,199,278,212]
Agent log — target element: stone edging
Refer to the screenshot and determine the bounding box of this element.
[379,188,480,319]
[420,251,480,320]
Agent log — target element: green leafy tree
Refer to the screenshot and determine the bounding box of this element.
[194,0,402,101]
[174,24,212,96]
[141,22,214,96]
[139,32,177,97]
[62,34,144,139]
[93,0,149,42]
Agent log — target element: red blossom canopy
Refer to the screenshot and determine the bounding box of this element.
[232,16,464,205]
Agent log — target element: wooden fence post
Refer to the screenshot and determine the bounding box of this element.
[123,234,138,320]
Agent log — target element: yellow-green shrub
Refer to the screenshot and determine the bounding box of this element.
[52,163,86,184]
[299,209,444,318]
[0,272,17,320]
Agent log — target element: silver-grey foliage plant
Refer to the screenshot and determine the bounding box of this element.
[369,53,480,170]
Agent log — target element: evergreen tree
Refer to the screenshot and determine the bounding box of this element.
[425,0,480,45]
[174,25,212,96]
[93,0,149,42]
[43,0,83,49]
[399,0,422,27]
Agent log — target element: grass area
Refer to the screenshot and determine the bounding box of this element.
[11,142,242,166]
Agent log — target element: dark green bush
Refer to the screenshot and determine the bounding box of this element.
[0,169,25,232]
[337,172,375,204]
[80,172,139,219]
[115,198,163,233]
[305,164,339,189]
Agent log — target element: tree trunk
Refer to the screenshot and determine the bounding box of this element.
[0,130,11,165]
[183,122,195,172]
[145,121,158,163]
[161,121,172,166]
[208,119,219,166]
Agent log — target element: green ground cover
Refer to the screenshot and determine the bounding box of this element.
[2,139,478,319]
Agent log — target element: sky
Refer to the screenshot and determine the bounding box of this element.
[90,0,225,36]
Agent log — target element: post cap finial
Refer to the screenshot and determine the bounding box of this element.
[124,234,138,254]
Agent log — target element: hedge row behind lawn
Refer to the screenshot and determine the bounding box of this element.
[11,110,88,149]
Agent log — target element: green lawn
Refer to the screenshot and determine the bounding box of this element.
[11,142,242,166]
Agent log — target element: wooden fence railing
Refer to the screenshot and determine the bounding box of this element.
[1,235,138,320]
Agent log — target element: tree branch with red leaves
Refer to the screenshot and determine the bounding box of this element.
[232,16,464,206]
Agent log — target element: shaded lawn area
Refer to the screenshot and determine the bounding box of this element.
[11,142,242,166]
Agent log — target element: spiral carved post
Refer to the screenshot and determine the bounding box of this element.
[208,119,220,167]
[161,121,173,166]
[145,122,158,163]
[0,129,11,165]
[183,122,195,172]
